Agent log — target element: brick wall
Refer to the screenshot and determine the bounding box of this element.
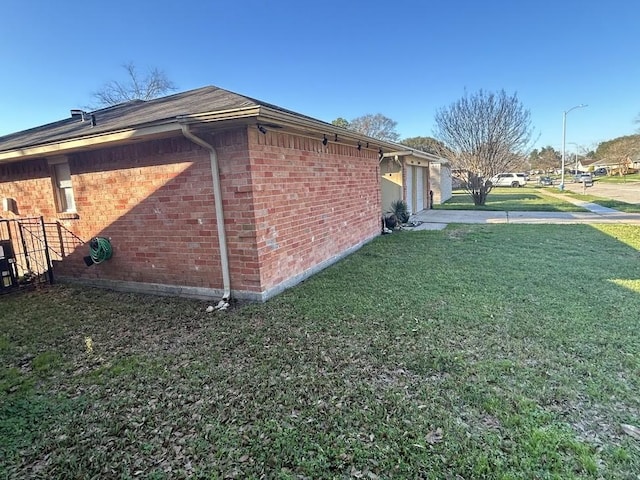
[0,159,58,218]
[245,129,381,294]
[1,137,222,289]
[70,137,222,287]
[0,126,382,299]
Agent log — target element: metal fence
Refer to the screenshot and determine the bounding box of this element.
[0,217,84,292]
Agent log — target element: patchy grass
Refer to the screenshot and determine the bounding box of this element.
[1,224,640,478]
[438,188,588,211]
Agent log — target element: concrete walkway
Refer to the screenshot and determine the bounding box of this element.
[405,192,640,231]
[539,188,622,214]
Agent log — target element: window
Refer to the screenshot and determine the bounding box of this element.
[49,157,76,213]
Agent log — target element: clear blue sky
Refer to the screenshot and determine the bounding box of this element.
[2,0,639,154]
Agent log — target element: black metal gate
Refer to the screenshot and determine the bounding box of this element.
[0,217,85,293]
[0,217,54,292]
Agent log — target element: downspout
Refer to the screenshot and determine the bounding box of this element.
[180,125,231,307]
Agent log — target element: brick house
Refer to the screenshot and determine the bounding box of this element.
[0,86,439,301]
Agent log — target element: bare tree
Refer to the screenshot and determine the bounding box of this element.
[434,90,534,205]
[347,114,400,142]
[91,62,177,107]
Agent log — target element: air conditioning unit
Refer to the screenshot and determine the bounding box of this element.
[0,240,18,292]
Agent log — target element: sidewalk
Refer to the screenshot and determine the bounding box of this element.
[406,193,640,231]
[538,188,621,214]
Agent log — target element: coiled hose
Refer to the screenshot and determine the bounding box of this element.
[89,237,112,264]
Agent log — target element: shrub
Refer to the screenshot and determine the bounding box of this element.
[390,200,410,223]
[384,214,398,230]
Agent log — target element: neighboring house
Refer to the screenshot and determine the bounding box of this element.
[589,157,639,173]
[576,158,598,172]
[379,152,450,215]
[0,86,440,302]
[588,159,614,171]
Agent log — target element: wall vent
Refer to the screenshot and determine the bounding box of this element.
[2,197,18,214]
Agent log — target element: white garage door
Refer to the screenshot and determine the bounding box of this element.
[406,165,426,214]
[406,167,414,215]
[415,166,425,212]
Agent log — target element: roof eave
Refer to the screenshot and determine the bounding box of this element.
[0,106,265,163]
[0,122,184,163]
[255,107,430,155]
[383,150,442,162]
[0,104,443,163]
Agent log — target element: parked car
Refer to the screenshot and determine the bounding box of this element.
[592,167,608,176]
[538,176,553,186]
[574,173,593,186]
[488,173,527,188]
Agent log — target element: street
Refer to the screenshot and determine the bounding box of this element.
[561,179,640,204]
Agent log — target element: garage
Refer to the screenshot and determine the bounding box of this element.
[380,151,445,218]
[406,163,428,214]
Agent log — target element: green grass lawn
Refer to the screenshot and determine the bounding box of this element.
[437,187,588,211]
[2,224,640,478]
[563,191,640,213]
[593,173,640,184]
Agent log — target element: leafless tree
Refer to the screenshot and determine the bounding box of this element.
[434,90,534,205]
[91,62,177,108]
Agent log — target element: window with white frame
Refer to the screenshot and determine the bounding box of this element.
[49,157,76,213]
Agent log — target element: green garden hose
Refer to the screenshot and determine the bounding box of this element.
[89,237,112,264]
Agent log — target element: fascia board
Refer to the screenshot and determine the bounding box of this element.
[0,123,183,163]
[255,107,401,151]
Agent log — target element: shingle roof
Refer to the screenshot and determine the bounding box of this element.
[0,85,442,165]
[0,86,299,153]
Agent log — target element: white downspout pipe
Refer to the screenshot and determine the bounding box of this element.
[180,125,231,304]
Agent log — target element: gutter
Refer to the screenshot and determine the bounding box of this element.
[382,150,441,162]
[182,106,415,154]
[180,124,231,309]
[0,123,183,163]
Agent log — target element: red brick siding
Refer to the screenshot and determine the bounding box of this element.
[0,159,58,218]
[246,129,381,292]
[69,138,221,287]
[1,138,222,288]
[1,126,382,298]
[211,130,261,292]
